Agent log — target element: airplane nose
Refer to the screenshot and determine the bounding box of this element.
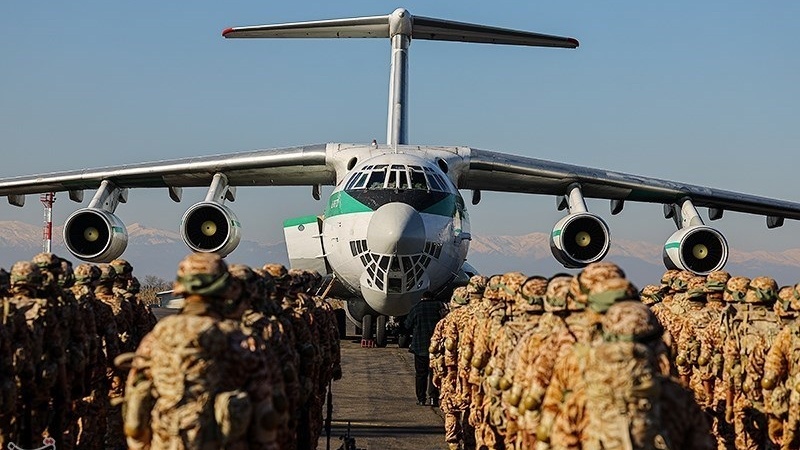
[366,202,426,255]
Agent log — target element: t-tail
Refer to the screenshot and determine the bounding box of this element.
[223,8,578,147]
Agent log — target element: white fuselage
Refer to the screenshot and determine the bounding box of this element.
[321,151,470,316]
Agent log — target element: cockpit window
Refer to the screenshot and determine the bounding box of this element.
[346,164,451,192]
[367,170,386,189]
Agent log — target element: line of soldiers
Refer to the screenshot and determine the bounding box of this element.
[122,253,342,450]
[0,254,157,450]
[643,270,800,450]
[430,262,724,450]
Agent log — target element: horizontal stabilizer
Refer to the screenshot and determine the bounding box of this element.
[223,8,578,48]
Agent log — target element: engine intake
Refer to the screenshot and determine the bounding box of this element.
[663,225,728,274]
[181,202,241,257]
[550,213,611,268]
[63,208,128,263]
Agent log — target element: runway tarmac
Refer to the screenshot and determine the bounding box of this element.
[317,333,446,450]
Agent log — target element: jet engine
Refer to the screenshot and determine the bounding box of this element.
[64,208,128,263]
[181,201,241,257]
[662,225,728,274]
[550,212,611,268]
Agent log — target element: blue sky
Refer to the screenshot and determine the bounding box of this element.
[1,1,798,257]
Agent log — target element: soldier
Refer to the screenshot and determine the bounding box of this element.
[110,259,154,347]
[762,285,800,449]
[724,276,781,450]
[498,275,548,449]
[94,264,134,450]
[431,286,475,450]
[0,268,18,448]
[515,275,573,449]
[540,294,713,450]
[70,263,108,450]
[124,253,274,450]
[7,261,63,447]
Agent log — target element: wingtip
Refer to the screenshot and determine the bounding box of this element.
[222,27,235,38]
[568,37,580,48]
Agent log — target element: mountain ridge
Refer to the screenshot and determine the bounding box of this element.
[1,220,796,287]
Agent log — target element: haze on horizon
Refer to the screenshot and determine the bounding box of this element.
[1,1,798,261]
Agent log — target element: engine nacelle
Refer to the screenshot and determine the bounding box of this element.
[181,201,241,257]
[63,208,128,263]
[550,213,611,268]
[663,225,728,274]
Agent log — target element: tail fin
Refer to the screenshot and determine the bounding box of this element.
[222,8,578,48]
[223,8,577,146]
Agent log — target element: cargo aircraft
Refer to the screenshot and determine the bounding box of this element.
[3,8,800,345]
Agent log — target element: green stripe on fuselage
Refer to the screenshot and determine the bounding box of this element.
[422,195,457,216]
[283,215,319,228]
[325,191,373,217]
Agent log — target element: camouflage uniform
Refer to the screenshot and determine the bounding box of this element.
[32,252,83,447]
[7,261,64,447]
[515,275,573,449]
[70,263,108,450]
[694,271,736,450]
[762,285,800,449]
[536,275,639,448]
[430,287,474,450]
[93,264,134,450]
[229,264,288,450]
[472,273,520,449]
[0,268,18,448]
[539,299,713,450]
[124,253,274,450]
[723,276,781,450]
[495,275,548,449]
[263,263,304,449]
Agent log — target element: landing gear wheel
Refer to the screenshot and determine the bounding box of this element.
[334,309,346,339]
[398,333,411,348]
[361,315,374,347]
[375,315,387,347]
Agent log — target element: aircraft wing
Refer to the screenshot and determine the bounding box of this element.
[461,148,800,224]
[0,144,334,201]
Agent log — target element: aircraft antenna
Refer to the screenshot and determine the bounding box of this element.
[40,192,56,253]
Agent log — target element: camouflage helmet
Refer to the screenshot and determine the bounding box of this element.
[10,261,42,287]
[229,264,265,302]
[59,258,75,289]
[670,270,695,293]
[545,275,572,313]
[660,269,681,287]
[484,275,505,302]
[128,276,141,294]
[173,253,230,298]
[639,284,666,306]
[110,259,133,279]
[601,300,663,344]
[498,272,527,303]
[74,264,101,285]
[517,276,548,313]
[745,276,778,305]
[586,277,639,313]
[775,286,798,318]
[570,262,626,307]
[724,276,751,303]
[98,264,117,283]
[792,284,800,312]
[466,275,488,295]
[32,252,60,271]
[263,263,290,292]
[704,271,731,293]
[685,276,707,301]
[450,286,469,307]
